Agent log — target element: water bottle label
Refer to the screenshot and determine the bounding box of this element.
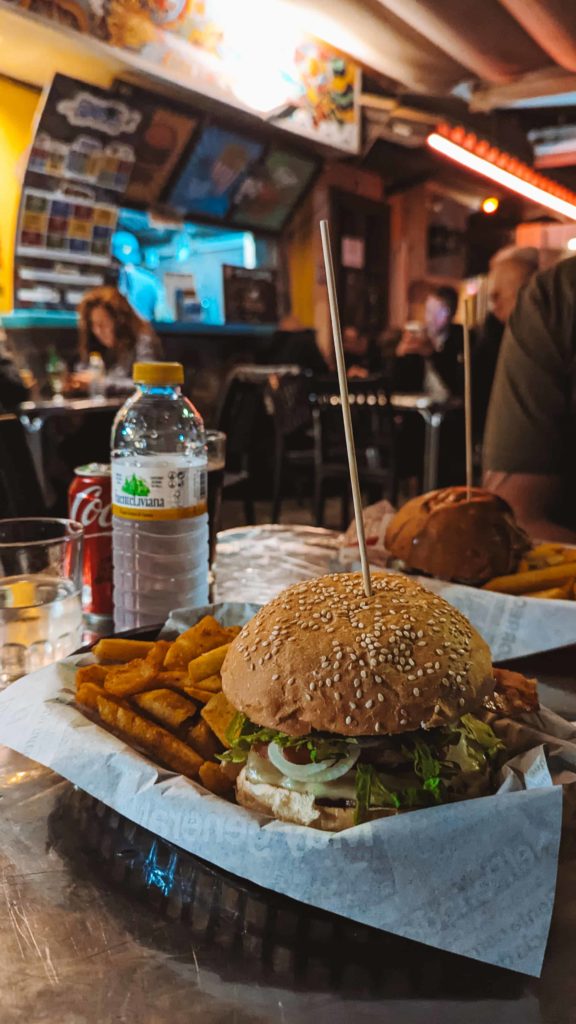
[111,457,207,521]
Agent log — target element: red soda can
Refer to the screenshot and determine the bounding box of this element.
[68,463,113,618]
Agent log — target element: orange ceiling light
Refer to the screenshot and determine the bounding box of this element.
[481,196,499,214]
[428,123,576,222]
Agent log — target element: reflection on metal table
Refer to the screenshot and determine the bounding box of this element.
[0,524,572,1024]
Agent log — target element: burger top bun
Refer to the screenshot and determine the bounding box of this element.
[221,572,493,738]
[384,487,530,585]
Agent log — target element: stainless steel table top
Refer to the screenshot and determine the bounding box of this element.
[1,525,575,1024]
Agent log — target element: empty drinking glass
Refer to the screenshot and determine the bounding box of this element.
[0,518,83,684]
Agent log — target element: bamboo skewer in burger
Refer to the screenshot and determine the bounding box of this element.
[320,218,372,598]
[463,293,475,498]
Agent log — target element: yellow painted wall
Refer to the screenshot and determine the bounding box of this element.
[0,78,40,312]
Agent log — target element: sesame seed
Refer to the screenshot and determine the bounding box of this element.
[325,679,332,687]
[309,682,315,691]
[349,702,357,709]
[272,674,279,681]
[355,689,363,699]
[413,687,420,696]
[334,691,341,700]
[304,693,312,701]
[375,722,381,732]
[365,699,373,709]
[459,698,466,706]
[345,715,352,725]
[377,692,385,702]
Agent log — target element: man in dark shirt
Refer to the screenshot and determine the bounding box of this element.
[0,332,30,411]
[483,255,576,541]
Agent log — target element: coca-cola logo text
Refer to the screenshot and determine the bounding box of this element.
[70,484,112,530]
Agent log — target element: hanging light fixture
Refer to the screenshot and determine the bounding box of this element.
[428,124,576,222]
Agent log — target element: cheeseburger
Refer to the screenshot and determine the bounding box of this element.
[385,486,530,586]
[221,572,509,832]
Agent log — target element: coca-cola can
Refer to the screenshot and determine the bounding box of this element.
[69,463,113,619]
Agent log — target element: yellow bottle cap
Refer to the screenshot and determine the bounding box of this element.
[133,362,184,386]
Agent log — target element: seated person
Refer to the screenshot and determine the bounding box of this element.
[77,286,162,379]
[342,325,383,379]
[0,330,31,411]
[483,254,576,541]
[392,285,463,398]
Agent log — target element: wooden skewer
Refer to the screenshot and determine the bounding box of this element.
[319,219,372,598]
[463,294,475,499]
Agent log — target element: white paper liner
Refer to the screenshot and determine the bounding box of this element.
[0,601,567,977]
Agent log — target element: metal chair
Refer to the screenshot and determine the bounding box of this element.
[0,414,47,517]
[309,379,398,529]
[264,372,315,523]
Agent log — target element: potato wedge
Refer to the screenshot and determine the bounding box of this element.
[199,761,234,798]
[96,696,203,779]
[104,641,171,697]
[75,663,111,687]
[93,638,156,662]
[185,718,222,760]
[132,688,197,731]
[200,692,237,746]
[76,681,106,712]
[188,644,230,684]
[192,673,221,693]
[182,684,218,704]
[164,616,231,669]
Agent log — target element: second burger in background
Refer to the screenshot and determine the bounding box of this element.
[384,486,530,586]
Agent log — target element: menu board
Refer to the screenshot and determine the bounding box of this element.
[168,125,264,219]
[19,188,117,263]
[222,265,278,324]
[114,82,198,206]
[231,148,318,230]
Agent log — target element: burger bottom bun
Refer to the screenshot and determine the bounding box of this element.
[236,768,396,833]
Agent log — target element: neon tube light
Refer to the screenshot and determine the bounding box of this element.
[428,130,576,221]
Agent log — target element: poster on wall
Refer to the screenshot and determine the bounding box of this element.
[3,0,360,153]
[168,126,264,218]
[222,265,278,324]
[231,148,318,231]
[114,82,198,205]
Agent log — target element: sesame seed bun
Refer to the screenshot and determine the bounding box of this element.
[384,486,530,585]
[221,572,494,738]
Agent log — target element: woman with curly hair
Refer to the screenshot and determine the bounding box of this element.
[78,286,162,376]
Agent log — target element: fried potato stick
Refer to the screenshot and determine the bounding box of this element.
[96,696,203,779]
[200,692,237,746]
[188,644,230,683]
[92,638,156,662]
[132,688,197,731]
[104,641,171,697]
[185,718,222,760]
[164,616,231,669]
[483,560,576,594]
[199,761,234,798]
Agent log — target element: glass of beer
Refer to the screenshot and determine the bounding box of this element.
[206,430,226,568]
[0,518,84,685]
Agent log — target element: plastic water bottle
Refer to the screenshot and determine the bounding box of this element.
[111,362,208,631]
[88,351,106,398]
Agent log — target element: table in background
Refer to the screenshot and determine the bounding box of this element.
[18,396,125,503]
[0,524,573,1024]
[390,393,463,492]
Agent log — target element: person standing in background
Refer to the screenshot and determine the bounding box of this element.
[483,254,576,541]
[474,248,539,435]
